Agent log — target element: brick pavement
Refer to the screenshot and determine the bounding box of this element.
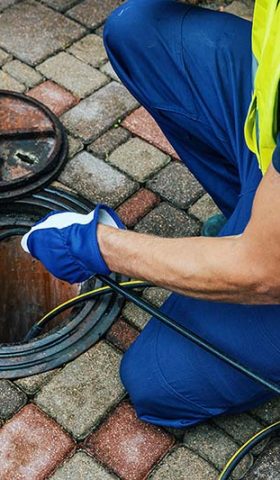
[1,0,279,479]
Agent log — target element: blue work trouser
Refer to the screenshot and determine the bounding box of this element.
[103,1,280,428]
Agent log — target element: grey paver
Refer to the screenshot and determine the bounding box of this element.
[0,48,11,66]
[37,52,108,99]
[3,60,42,88]
[183,423,253,479]
[108,138,170,183]
[0,0,18,12]
[135,202,201,238]
[0,380,27,420]
[244,441,280,480]
[41,0,78,12]
[67,135,84,158]
[0,70,25,92]
[15,370,59,396]
[149,446,217,480]
[50,451,115,480]
[250,396,280,425]
[147,162,204,209]
[68,34,108,68]
[101,61,120,82]
[88,127,130,160]
[62,81,138,142]
[142,287,171,308]
[213,413,264,451]
[35,342,124,439]
[189,193,221,222]
[224,0,254,19]
[122,302,151,330]
[60,151,138,207]
[68,0,123,29]
[0,1,85,65]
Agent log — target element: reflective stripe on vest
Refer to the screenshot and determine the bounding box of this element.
[244,0,280,174]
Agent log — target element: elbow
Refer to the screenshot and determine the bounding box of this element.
[253,273,280,304]
[241,242,280,304]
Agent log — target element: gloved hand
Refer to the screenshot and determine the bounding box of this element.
[21,204,125,284]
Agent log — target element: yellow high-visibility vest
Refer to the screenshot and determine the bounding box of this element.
[244,0,280,174]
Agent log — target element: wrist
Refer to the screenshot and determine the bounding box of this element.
[97,223,118,271]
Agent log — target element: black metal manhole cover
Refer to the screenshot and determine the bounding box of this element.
[0,90,68,202]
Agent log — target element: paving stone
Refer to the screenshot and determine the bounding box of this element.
[224,1,254,19]
[0,0,18,12]
[244,440,280,480]
[62,82,138,143]
[0,70,25,92]
[0,380,27,420]
[142,287,171,308]
[183,423,253,479]
[84,401,174,480]
[50,451,115,480]
[122,302,151,330]
[101,61,120,82]
[67,135,84,158]
[108,138,170,183]
[135,202,201,238]
[28,80,79,116]
[35,342,124,439]
[41,0,78,12]
[149,446,217,480]
[60,151,138,208]
[116,188,160,228]
[88,127,130,160]
[68,34,107,68]
[15,369,58,396]
[0,48,12,67]
[147,162,204,209]
[37,52,108,99]
[213,413,266,456]
[0,404,75,480]
[122,107,179,159]
[0,1,85,65]
[68,0,123,29]
[106,317,139,351]
[3,59,42,88]
[250,396,280,425]
[189,193,221,222]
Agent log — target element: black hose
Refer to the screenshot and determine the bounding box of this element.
[97,274,280,396]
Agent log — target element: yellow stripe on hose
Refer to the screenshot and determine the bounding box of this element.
[36,280,146,327]
[219,420,280,479]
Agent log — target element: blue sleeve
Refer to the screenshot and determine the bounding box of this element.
[272,133,280,173]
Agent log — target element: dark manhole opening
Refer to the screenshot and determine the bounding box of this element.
[0,234,80,344]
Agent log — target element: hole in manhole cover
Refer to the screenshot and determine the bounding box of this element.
[0,90,67,202]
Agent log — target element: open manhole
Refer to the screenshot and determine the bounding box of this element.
[0,90,68,202]
[0,91,125,379]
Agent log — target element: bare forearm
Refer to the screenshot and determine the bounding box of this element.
[98,225,266,304]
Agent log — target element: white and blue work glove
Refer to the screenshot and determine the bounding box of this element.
[21,205,125,284]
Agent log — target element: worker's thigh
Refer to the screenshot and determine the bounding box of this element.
[104,2,262,217]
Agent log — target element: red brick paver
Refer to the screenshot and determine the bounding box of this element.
[122,107,180,160]
[106,317,139,351]
[117,188,160,228]
[28,80,79,116]
[84,401,175,480]
[0,404,75,480]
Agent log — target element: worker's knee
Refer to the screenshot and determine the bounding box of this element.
[104,0,165,56]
